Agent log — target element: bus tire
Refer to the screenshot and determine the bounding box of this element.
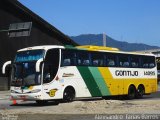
[127,85,136,99]
[36,100,48,105]
[136,85,145,99]
[63,87,75,102]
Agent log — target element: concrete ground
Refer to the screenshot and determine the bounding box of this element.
[0,91,10,100]
[0,85,160,120]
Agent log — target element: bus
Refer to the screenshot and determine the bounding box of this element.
[2,45,157,104]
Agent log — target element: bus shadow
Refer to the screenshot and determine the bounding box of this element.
[10,101,59,107]
[76,92,160,102]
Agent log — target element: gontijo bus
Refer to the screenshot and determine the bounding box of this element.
[2,45,157,104]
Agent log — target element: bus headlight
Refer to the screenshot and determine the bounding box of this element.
[30,89,41,93]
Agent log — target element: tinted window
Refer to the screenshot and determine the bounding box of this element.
[43,49,59,83]
[118,54,129,67]
[157,57,160,70]
[106,53,117,67]
[61,50,76,66]
[130,56,140,68]
[141,56,155,68]
[91,53,104,66]
[77,51,90,66]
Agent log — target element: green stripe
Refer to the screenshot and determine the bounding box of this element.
[77,66,102,97]
[88,67,110,96]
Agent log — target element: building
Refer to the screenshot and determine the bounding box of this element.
[0,0,77,90]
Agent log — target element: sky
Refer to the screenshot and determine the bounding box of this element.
[19,0,160,46]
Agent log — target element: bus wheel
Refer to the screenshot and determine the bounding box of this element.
[36,100,48,105]
[127,85,136,99]
[136,85,145,99]
[63,87,75,102]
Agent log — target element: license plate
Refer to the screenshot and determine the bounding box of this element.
[20,95,26,99]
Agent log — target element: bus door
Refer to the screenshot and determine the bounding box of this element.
[42,49,60,98]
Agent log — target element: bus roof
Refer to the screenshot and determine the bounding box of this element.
[76,45,119,51]
[17,45,155,56]
[75,45,155,56]
[17,45,64,52]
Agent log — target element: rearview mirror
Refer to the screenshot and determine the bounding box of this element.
[2,61,11,75]
[36,58,43,72]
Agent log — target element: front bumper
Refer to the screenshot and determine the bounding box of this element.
[11,93,42,100]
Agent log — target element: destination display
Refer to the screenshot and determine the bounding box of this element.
[15,50,44,62]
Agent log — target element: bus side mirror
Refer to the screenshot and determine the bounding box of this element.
[36,58,43,72]
[2,61,11,75]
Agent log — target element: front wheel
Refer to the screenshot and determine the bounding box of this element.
[63,88,75,102]
[127,85,136,99]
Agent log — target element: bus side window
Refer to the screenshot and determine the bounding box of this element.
[63,59,71,66]
[142,56,155,68]
[130,56,139,68]
[149,63,155,68]
[78,59,81,65]
[108,59,115,66]
[118,54,129,67]
[77,51,90,66]
[149,57,155,68]
[61,50,76,66]
[91,53,104,66]
[106,54,116,67]
[83,60,90,65]
[143,63,149,68]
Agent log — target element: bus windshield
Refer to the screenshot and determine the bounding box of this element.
[11,62,41,86]
[11,50,44,86]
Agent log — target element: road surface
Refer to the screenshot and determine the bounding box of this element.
[0,89,160,120]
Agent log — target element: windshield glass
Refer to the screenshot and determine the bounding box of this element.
[11,62,41,86]
[11,50,44,86]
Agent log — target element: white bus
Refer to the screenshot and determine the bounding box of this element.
[3,45,157,104]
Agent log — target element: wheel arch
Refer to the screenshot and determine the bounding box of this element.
[128,84,136,90]
[63,85,76,97]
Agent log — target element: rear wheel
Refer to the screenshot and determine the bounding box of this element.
[127,85,136,99]
[136,85,145,98]
[63,87,75,102]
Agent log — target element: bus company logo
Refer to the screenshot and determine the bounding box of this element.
[115,70,138,77]
[46,89,58,97]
